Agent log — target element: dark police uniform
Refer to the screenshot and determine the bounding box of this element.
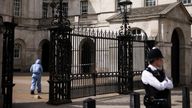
[141,48,173,108]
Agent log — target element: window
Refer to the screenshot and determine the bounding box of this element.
[80,1,88,15]
[182,0,191,4]
[13,0,22,16]
[131,28,147,41]
[42,2,48,18]
[116,0,120,11]
[43,1,68,18]
[145,0,156,7]
[14,44,21,59]
[63,3,68,17]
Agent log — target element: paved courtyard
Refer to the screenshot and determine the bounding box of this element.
[12,74,191,108]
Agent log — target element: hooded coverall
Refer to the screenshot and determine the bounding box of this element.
[30,59,43,93]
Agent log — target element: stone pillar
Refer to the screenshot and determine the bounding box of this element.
[158,42,172,78]
[0,31,4,108]
[180,44,191,85]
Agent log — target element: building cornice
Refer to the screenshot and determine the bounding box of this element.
[107,2,192,24]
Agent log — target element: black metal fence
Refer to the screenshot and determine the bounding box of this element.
[70,27,148,99]
[47,24,152,104]
[70,27,119,98]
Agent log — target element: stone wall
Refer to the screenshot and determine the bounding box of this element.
[14,28,49,72]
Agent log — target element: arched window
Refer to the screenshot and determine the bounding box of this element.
[14,44,22,59]
[13,0,22,16]
[131,28,147,41]
[80,38,95,74]
[131,28,148,71]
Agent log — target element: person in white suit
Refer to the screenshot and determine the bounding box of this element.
[30,59,43,94]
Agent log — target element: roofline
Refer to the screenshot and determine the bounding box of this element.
[161,2,192,23]
[179,2,192,23]
[107,2,192,23]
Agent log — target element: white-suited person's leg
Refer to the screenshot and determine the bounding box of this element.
[31,77,37,94]
[37,76,41,93]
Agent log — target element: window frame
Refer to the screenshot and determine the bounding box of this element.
[182,0,192,4]
[145,0,156,7]
[13,0,22,17]
[131,28,147,41]
[42,1,49,18]
[116,0,120,11]
[80,0,88,15]
[42,1,68,18]
[14,44,21,59]
[62,2,68,17]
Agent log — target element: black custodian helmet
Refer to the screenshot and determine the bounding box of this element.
[147,47,164,60]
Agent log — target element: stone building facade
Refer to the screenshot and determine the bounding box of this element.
[0,0,192,86]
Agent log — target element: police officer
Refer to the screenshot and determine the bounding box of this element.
[141,47,173,108]
[30,59,43,94]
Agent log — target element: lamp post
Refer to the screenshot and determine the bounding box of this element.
[118,0,133,94]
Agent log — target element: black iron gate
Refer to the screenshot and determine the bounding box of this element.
[46,0,155,105]
[2,20,17,108]
[70,27,119,98]
[69,27,151,98]
[48,26,154,104]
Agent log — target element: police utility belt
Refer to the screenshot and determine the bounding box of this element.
[144,95,168,106]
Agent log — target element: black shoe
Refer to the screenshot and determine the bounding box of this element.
[31,91,34,95]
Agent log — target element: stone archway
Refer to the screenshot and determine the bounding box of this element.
[171,28,185,86]
[79,38,95,74]
[39,39,50,72]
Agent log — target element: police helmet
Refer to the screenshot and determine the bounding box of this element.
[147,47,164,60]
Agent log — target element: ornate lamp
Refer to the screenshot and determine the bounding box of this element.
[118,0,132,14]
[118,0,132,36]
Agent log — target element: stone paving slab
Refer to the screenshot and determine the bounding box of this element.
[12,75,191,108]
